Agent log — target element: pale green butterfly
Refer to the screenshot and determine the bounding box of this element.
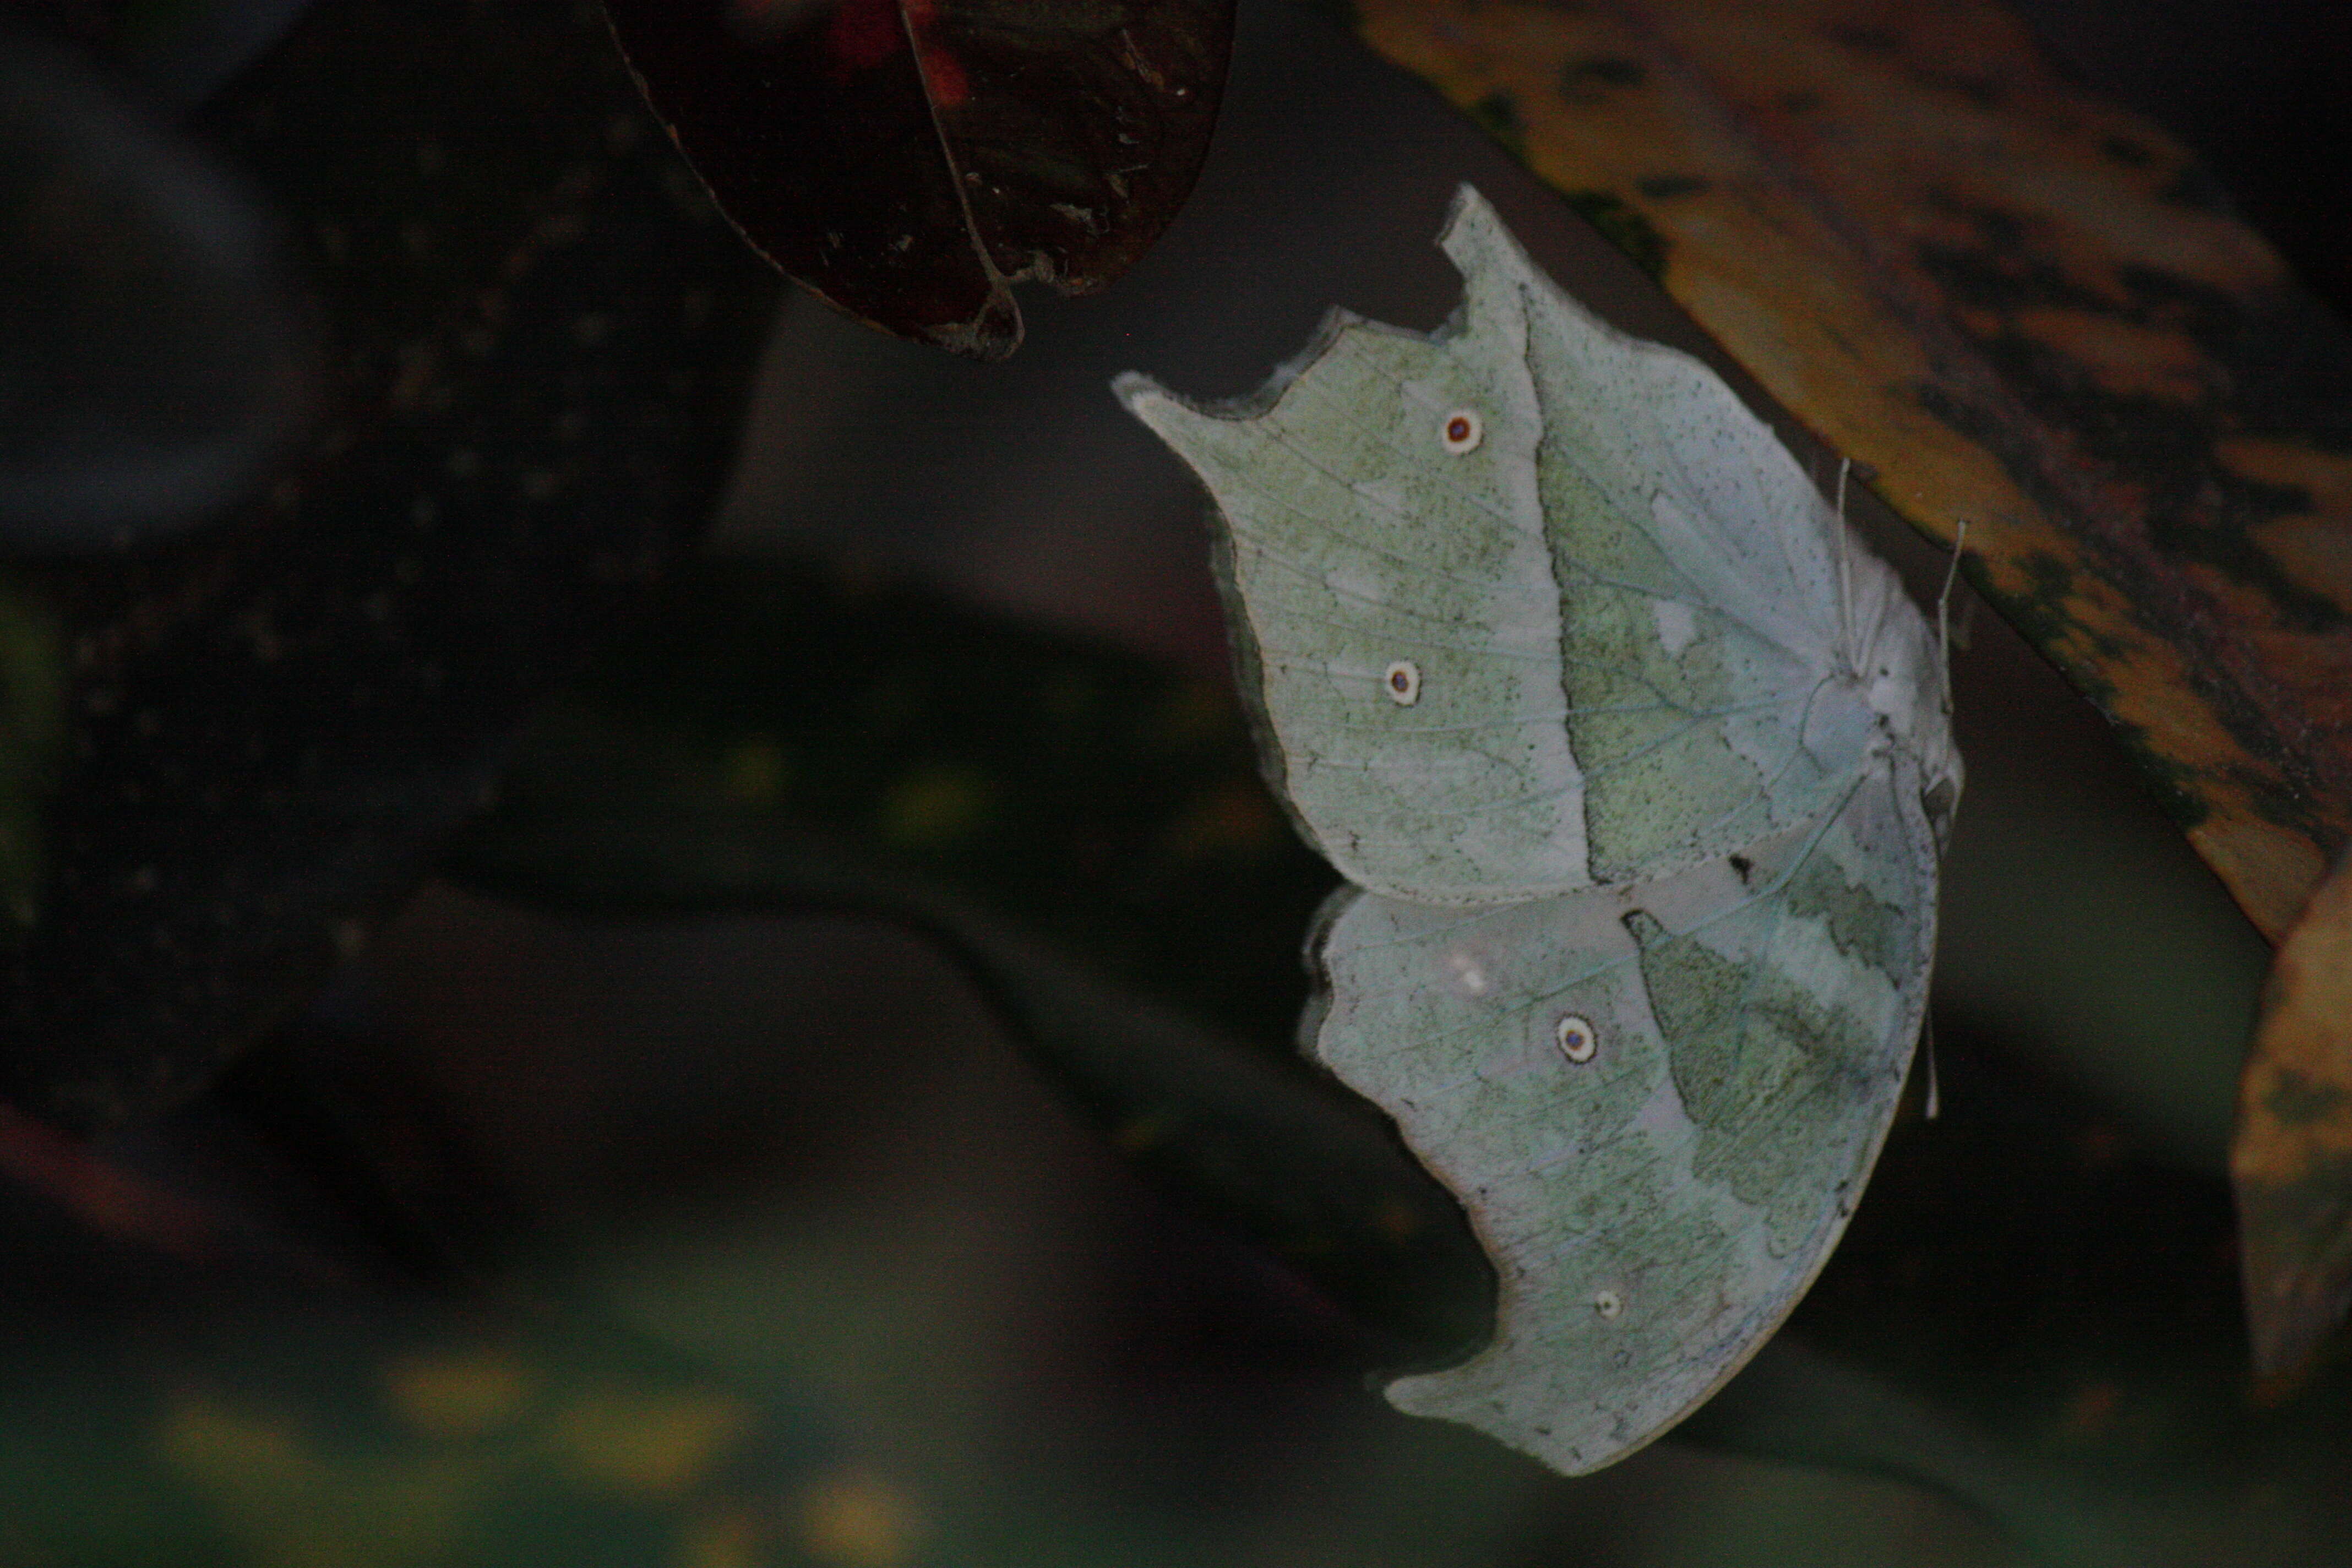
[1114,187,1961,1474]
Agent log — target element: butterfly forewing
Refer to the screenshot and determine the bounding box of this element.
[1120,193,1896,905]
[1524,307,1862,883]
[1118,240,1591,907]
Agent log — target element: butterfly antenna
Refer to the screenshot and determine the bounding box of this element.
[1835,459,1855,667]
[1923,1013,1941,1121]
[1936,518,1969,715]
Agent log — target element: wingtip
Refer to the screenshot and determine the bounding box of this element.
[1113,369,1207,444]
[1435,184,1553,331]
[1437,184,1509,269]
[1109,367,1169,415]
[1120,369,1259,463]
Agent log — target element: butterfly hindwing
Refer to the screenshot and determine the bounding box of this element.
[1311,765,1939,1473]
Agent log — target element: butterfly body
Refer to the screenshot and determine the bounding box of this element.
[1118,188,1958,1474]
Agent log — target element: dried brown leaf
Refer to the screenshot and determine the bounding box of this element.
[1353,0,2352,939]
[2233,853,2352,1379]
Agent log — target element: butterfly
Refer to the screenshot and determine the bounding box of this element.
[1115,187,1961,1474]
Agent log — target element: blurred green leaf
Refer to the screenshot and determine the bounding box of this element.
[0,580,62,939]
[0,1299,845,1567]
[447,553,2352,1565]
[445,554,1494,1367]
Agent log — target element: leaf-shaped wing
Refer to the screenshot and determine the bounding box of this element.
[1118,189,1878,906]
[1309,763,1940,1473]
[1118,198,1583,903]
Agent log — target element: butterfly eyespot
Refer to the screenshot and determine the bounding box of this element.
[1440,410,1482,454]
[1555,1014,1598,1064]
[1593,1289,1624,1320]
[1384,660,1422,705]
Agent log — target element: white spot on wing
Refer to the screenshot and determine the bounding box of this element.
[1444,949,1490,997]
[1651,598,1696,657]
[1325,560,1387,607]
[1384,660,1422,705]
